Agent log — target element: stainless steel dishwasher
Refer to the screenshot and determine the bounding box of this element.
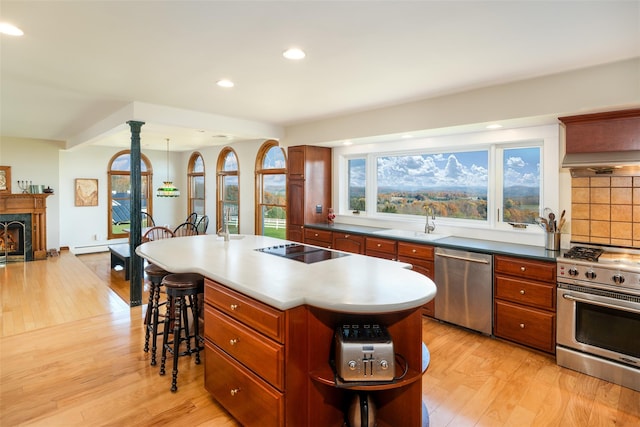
[434,247,493,334]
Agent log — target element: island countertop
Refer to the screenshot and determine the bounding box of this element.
[136,234,436,313]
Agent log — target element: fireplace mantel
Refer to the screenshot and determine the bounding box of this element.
[0,193,51,260]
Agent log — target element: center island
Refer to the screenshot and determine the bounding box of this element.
[136,234,436,426]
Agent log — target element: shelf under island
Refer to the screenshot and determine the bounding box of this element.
[136,234,436,426]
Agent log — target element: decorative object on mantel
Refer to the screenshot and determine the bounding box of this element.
[156,138,180,197]
[75,178,98,206]
[0,166,10,193]
[43,186,54,194]
[18,180,31,193]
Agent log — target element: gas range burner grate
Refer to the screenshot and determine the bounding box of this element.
[563,246,604,262]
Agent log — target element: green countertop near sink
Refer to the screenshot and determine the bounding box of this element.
[307,223,560,262]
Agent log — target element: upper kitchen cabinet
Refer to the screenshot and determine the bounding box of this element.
[286,146,331,243]
[559,108,640,154]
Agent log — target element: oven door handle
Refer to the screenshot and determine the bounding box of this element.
[562,293,640,315]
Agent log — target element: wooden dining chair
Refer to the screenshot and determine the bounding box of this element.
[142,211,156,228]
[185,212,198,225]
[173,222,198,237]
[142,226,175,242]
[195,215,209,234]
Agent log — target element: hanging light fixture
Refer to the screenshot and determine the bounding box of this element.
[156,138,180,197]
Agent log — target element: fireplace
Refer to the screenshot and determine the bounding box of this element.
[0,194,50,261]
[0,214,32,262]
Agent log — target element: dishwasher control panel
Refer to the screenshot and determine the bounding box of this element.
[334,324,395,382]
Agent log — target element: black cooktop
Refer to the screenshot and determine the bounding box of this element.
[256,243,349,264]
[563,246,604,262]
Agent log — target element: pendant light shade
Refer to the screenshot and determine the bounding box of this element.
[156,138,180,197]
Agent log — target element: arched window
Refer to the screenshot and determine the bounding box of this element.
[216,147,239,234]
[107,150,153,239]
[255,140,287,237]
[187,152,205,216]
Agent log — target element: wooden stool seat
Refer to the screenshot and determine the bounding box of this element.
[143,263,170,365]
[159,273,204,392]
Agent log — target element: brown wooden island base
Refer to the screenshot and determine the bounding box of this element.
[203,278,425,426]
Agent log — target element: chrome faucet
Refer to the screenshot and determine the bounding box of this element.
[217,208,230,242]
[424,206,436,234]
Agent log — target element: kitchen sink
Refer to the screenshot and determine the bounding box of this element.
[372,229,450,242]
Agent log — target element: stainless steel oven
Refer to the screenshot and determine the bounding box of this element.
[557,245,640,391]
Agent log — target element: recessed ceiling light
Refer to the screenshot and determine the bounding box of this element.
[217,79,234,88]
[486,124,502,129]
[0,23,24,36]
[283,48,306,60]
[343,140,352,146]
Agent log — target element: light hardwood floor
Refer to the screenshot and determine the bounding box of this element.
[1,251,638,426]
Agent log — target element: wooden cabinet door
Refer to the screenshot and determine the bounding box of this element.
[332,233,365,254]
[286,180,304,242]
[287,146,306,179]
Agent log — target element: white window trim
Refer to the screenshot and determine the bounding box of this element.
[332,124,560,246]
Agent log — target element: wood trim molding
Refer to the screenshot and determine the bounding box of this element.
[0,193,51,260]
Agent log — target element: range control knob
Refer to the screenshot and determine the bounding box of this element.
[585,270,597,280]
[612,274,625,284]
[348,361,357,370]
[380,360,389,370]
[568,267,579,277]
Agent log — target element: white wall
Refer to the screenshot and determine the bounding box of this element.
[283,58,640,146]
[0,137,63,250]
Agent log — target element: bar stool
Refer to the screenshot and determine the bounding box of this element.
[143,263,170,366]
[159,272,205,392]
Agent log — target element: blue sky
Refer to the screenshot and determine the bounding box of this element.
[349,147,540,190]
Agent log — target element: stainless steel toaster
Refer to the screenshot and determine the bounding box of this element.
[334,324,395,382]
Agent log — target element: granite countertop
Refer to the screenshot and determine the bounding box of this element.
[136,234,436,313]
[307,223,560,262]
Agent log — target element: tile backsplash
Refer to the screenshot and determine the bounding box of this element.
[571,175,640,248]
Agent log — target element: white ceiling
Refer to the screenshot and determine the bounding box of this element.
[1,1,639,151]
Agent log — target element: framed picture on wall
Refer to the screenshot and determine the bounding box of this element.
[75,178,98,206]
[0,166,11,193]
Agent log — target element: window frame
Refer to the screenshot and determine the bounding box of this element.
[334,125,558,235]
[216,147,239,234]
[107,150,153,239]
[254,140,287,236]
[187,151,206,218]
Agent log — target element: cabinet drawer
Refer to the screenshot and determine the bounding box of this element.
[365,237,397,254]
[495,275,556,310]
[304,228,332,244]
[494,300,555,353]
[494,255,556,283]
[205,279,284,342]
[397,242,434,260]
[205,341,284,427]
[205,306,284,390]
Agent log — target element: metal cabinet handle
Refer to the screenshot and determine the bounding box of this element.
[520,266,526,271]
[412,249,417,253]
[230,388,241,396]
[562,293,640,314]
[377,243,382,247]
[435,252,490,264]
[520,323,525,329]
[230,304,238,311]
[520,289,525,295]
[229,338,238,346]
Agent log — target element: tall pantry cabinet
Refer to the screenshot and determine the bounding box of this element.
[286,145,332,243]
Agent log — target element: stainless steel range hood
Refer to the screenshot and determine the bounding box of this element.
[564,154,640,177]
[562,151,640,169]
